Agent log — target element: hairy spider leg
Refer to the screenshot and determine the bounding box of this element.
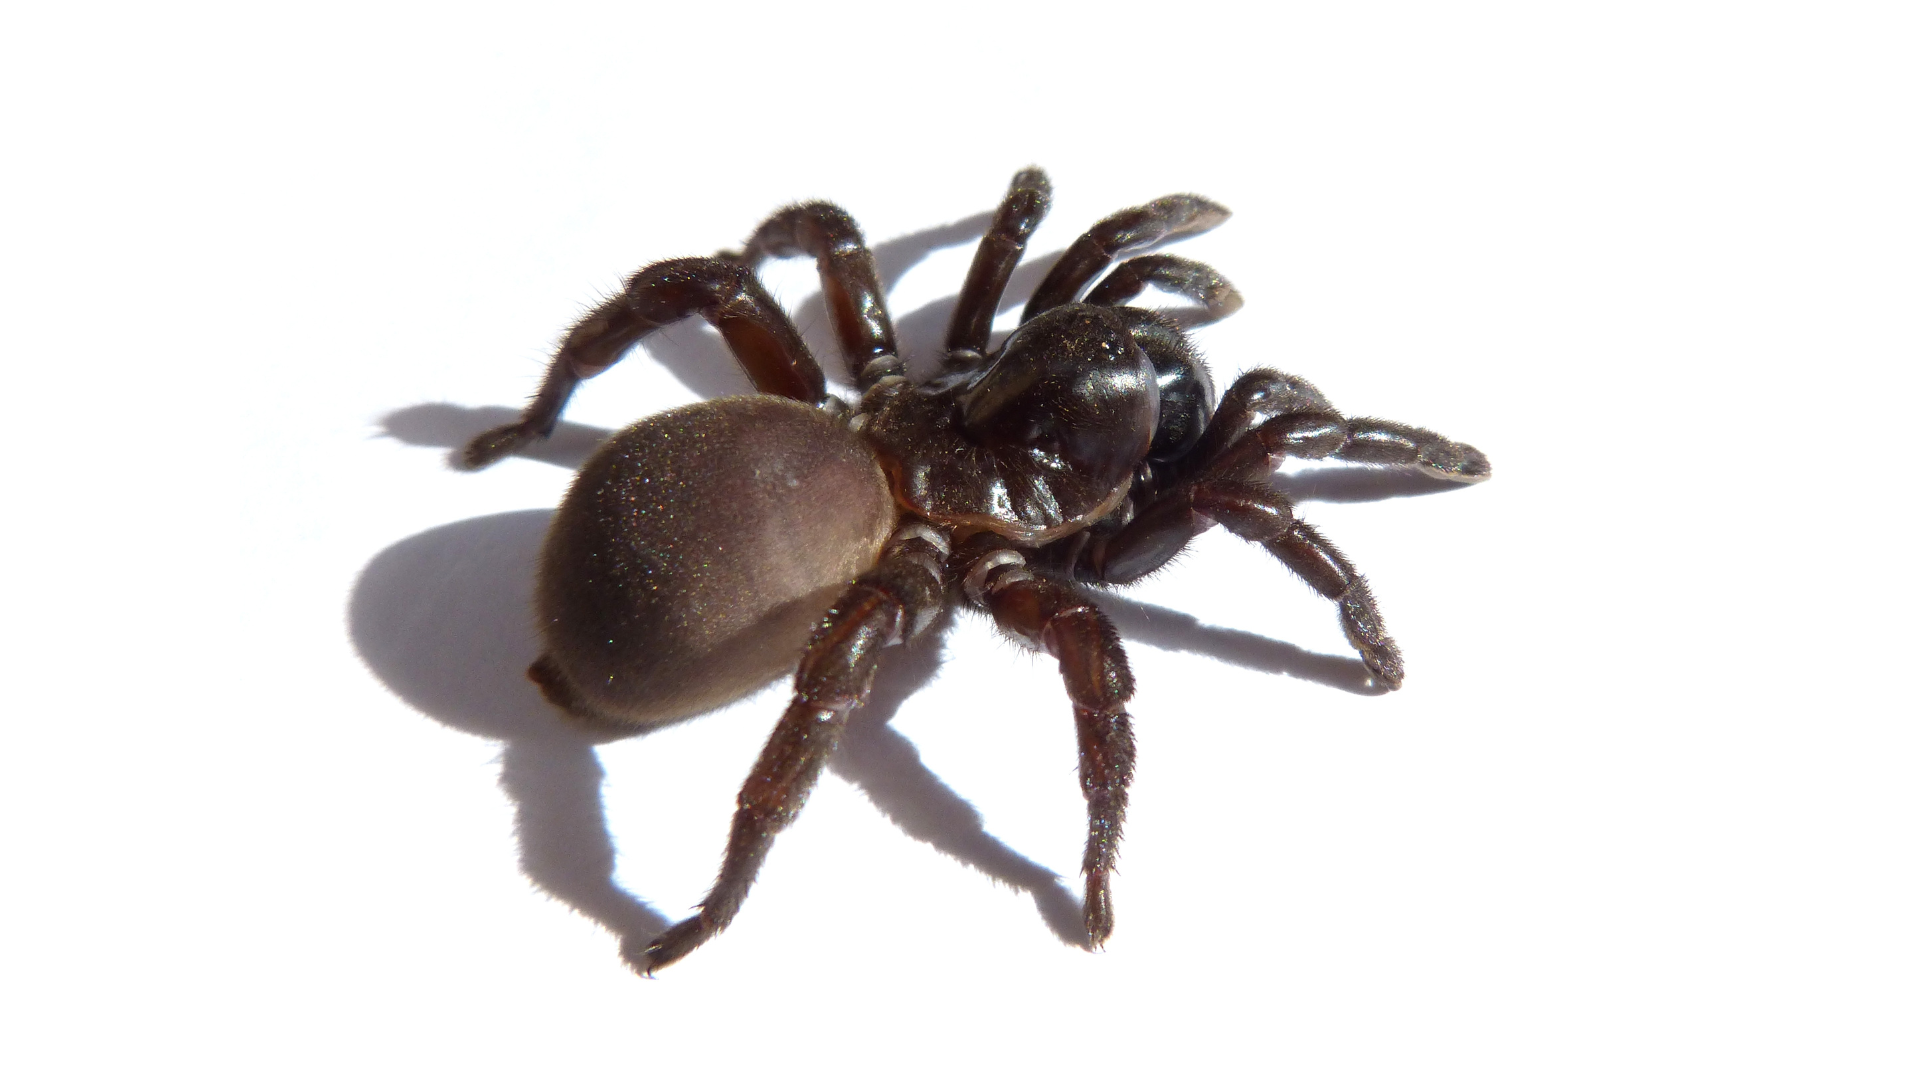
[1023,193,1232,322]
[723,201,902,388]
[1189,369,1493,485]
[958,538,1136,947]
[1073,369,1490,689]
[463,257,827,468]
[1076,467,1409,687]
[945,167,1053,358]
[642,526,949,973]
[1083,254,1246,327]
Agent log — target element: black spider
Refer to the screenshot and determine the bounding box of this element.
[460,167,1490,973]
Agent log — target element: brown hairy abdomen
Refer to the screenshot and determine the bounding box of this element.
[535,396,896,729]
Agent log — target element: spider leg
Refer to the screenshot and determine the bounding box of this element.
[1262,514,1403,689]
[1071,366,1485,686]
[1075,366,1488,685]
[463,257,826,468]
[1023,193,1231,322]
[1190,369,1492,484]
[958,539,1136,947]
[1084,254,1244,327]
[946,167,1053,358]
[1076,476,1407,690]
[723,201,902,388]
[643,525,948,973]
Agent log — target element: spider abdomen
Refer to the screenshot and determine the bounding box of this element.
[530,395,897,729]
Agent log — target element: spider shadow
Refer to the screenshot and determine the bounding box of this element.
[363,211,1480,969]
[349,509,673,956]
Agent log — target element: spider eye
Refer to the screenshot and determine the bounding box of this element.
[957,306,1158,472]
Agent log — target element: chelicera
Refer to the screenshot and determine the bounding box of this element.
[461,167,1490,973]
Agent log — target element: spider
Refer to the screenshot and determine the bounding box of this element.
[460,167,1490,973]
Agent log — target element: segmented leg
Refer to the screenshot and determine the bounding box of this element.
[1074,476,1407,689]
[723,202,901,387]
[1023,193,1231,322]
[1190,369,1492,485]
[464,257,825,468]
[1084,254,1244,326]
[958,539,1135,946]
[1265,518,1403,689]
[946,167,1053,358]
[1066,367,1490,689]
[643,524,948,973]
[1185,368,1336,467]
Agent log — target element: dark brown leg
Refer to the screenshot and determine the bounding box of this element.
[464,257,826,468]
[643,525,948,973]
[1264,518,1404,690]
[1191,369,1491,484]
[1063,370,1485,690]
[1184,368,1338,470]
[959,540,1135,946]
[1085,372,1476,689]
[946,167,1053,358]
[1182,479,1406,691]
[1123,380,1451,683]
[1084,254,1244,326]
[1023,193,1230,322]
[1075,474,1407,689]
[723,202,901,387]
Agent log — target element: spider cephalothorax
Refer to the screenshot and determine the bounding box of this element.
[461,167,1490,973]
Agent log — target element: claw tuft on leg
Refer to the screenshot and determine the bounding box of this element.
[461,421,539,469]
[1416,440,1492,483]
[642,915,712,975]
[1084,873,1115,949]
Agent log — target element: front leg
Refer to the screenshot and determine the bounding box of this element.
[1084,254,1244,327]
[946,167,1052,357]
[643,524,948,973]
[1191,369,1491,484]
[1070,477,1407,689]
[958,539,1136,946]
[1060,368,1489,687]
[1024,192,1231,321]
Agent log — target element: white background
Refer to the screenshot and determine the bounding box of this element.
[4,3,1915,1076]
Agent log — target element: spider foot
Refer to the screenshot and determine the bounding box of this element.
[1084,871,1115,949]
[461,420,541,469]
[1358,639,1405,691]
[1336,582,1406,691]
[642,914,714,975]
[1415,439,1492,483]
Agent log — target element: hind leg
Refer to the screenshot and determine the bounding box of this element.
[464,257,828,468]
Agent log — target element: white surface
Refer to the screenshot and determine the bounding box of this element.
[5,3,1916,1077]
